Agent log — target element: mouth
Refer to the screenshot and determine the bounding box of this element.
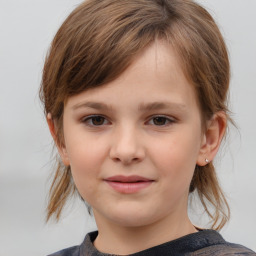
[104,175,154,194]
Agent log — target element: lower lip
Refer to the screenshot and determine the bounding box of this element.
[105,181,153,194]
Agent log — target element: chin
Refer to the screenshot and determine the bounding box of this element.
[103,206,161,228]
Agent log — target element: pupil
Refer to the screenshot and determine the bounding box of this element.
[153,117,166,125]
[92,116,104,125]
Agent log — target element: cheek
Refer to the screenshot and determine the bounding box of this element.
[69,143,105,172]
[65,125,108,168]
[68,149,101,203]
[149,130,201,184]
[64,132,109,198]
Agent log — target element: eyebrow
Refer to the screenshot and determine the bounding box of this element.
[72,101,187,112]
[138,102,187,112]
[72,102,112,111]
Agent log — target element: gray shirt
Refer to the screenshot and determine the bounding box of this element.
[48,229,256,256]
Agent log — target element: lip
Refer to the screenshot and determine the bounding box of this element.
[104,175,154,194]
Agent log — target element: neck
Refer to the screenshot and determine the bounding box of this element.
[93,211,197,255]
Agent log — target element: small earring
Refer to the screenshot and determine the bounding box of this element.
[205,158,209,164]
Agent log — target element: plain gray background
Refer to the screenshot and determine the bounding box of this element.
[0,0,255,255]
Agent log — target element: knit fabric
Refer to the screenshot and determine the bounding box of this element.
[48,229,256,256]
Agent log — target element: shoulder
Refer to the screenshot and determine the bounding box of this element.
[47,231,98,256]
[190,230,256,256]
[47,245,80,256]
[191,243,256,256]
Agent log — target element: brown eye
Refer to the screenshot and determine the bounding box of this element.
[91,116,105,125]
[83,115,108,126]
[148,115,175,126]
[152,117,168,126]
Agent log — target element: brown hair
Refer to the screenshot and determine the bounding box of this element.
[40,0,230,229]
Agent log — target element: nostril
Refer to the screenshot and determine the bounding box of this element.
[111,156,141,165]
[109,139,145,164]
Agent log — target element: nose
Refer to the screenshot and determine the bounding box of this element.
[109,125,145,165]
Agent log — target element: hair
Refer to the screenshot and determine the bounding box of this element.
[40,0,231,230]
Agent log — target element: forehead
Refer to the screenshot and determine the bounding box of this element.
[65,41,200,116]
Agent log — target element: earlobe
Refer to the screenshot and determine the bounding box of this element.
[197,112,227,166]
[47,113,70,166]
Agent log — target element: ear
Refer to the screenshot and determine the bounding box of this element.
[47,113,70,166]
[197,112,227,166]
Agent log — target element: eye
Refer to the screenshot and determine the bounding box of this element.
[82,115,109,126]
[148,116,174,126]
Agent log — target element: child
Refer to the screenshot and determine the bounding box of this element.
[40,0,256,255]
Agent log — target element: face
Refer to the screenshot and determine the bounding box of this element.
[58,41,207,228]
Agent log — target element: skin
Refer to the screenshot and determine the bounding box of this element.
[48,41,226,255]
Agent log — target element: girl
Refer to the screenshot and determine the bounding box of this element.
[40,0,256,255]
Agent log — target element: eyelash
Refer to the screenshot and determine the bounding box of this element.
[81,115,175,127]
[82,115,110,126]
[147,115,175,126]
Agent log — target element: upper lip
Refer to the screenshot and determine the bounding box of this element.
[104,175,154,183]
